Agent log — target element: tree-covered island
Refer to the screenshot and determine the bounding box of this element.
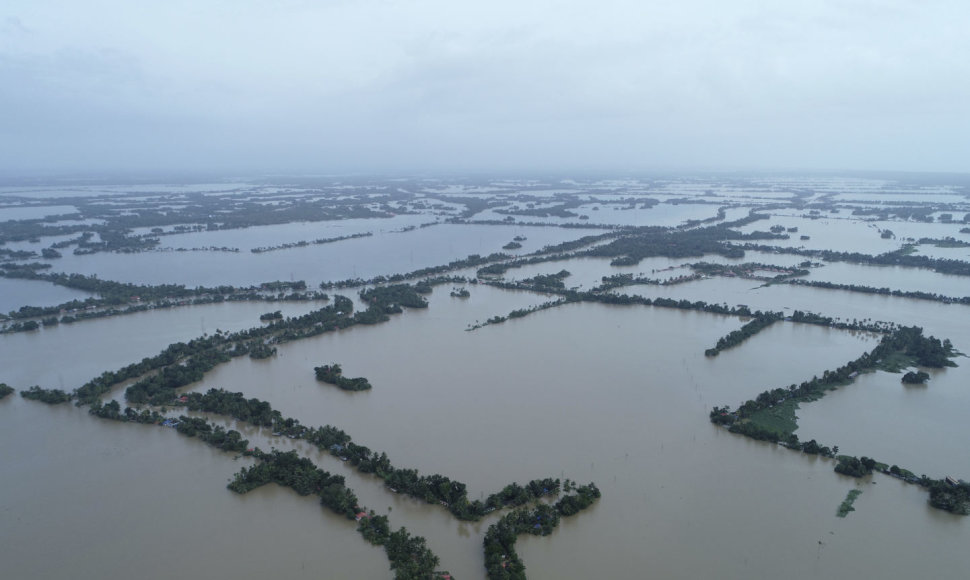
[315,363,373,391]
[0,383,15,400]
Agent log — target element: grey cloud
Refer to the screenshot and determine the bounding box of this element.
[1,0,968,175]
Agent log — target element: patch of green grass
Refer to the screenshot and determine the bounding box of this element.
[837,489,863,518]
[746,399,799,438]
[874,352,915,373]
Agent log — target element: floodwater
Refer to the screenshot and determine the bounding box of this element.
[0,398,388,580]
[473,201,723,227]
[0,204,78,220]
[3,276,967,579]
[0,277,93,315]
[3,182,969,579]
[45,224,596,287]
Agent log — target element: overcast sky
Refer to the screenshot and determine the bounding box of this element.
[1,0,967,176]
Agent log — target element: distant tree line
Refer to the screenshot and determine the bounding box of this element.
[787,279,970,305]
[740,243,970,277]
[0,271,328,333]
[250,232,373,253]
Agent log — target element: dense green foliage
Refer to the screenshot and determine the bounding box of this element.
[175,417,250,453]
[20,386,73,404]
[483,483,601,580]
[788,279,970,305]
[359,284,429,310]
[89,399,164,424]
[248,342,277,359]
[0,271,327,332]
[71,297,357,405]
[229,449,360,516]
[584,215,779,266]
[182,389,279,427]
[918,236,970,248]
[522,270,571,292]
[705,312,782,356]
[712,326,955,443]
[0,383,14,399]
[711,325,966,514]
[742,243,970,277]
[382,527,442,579]
[926,479,970,515]
[837,489,863,517]
[170,388,569,523]
[834,456,877,478]
[259,310,283,321]
[902,370,930,384]
[126,345,232,404]
[314,363,373,391]
[228,449,445,578]
[251,232,372,253]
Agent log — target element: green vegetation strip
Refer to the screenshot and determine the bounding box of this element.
[744,399,799,438]
[711,325,969,515]
[483,482,601,580]
[20,385,73,405]
[787,279,970,306]
[741,243,970,277]
[704,313,782,357]
[837,489,863,518]
[0,271,329,333]
[66,279,604,578]
[89,392,598,578]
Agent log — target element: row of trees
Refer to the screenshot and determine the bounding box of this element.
[483,483,601,580]
[716,326,954,431]
[469,278,896,340]
[228,448,447,578]
[711,325,967,514]
[1,270,329,333]
[164,387,573,523]
[741,242,970,277]
[20,386,73,404]
[228,449,359,515]
[250,232,372,253]
[788,279,970,305]
[585,213,781,266]
[835,455,877,477]
[705,313,783,356]
[72,295,358,405]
